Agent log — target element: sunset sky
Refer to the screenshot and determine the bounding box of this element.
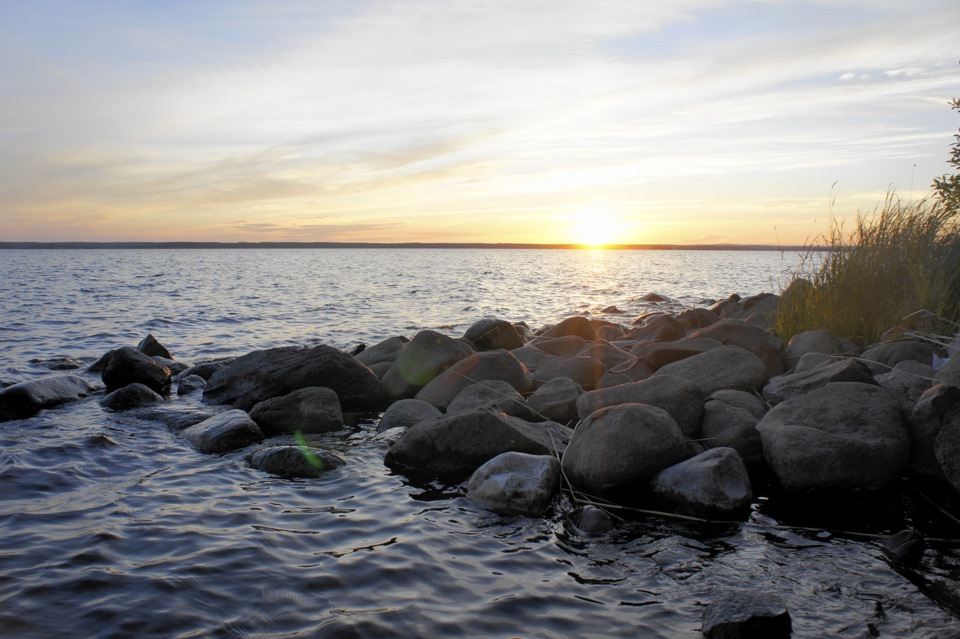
[2,1,958,245]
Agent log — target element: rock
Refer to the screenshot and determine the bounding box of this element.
[640,292,669,303]
[631,338,723,370]
[384,408,571,475]
[529,335,586,357]
[532,355,606,390]
[355,336,408,368]
[175,359,232,381]
[29,357,86,371]
[180,409,265,454]
[595,324,627,341]
[577,375,704,438]
[757,382,910,494]
[100,346,172,393]
[934,350,960,387]
[153,356,189,377]
[566,505,615,535]
[687,319,784,376]
[702,591,791,639]
[248,387,344,436]
[137,333,173,360]
[935,414,960,496]
[793,352,842,373]
[882,530,925,565]
[908,384,960,480]
[719,292,780,328]
[539,316,596,341]
[676,307,719,331]
[527,377,583,425]
[100,383,163,411]
[560,403,688,500]
[874,360,935,413]
[653,345,768,396]
[466,452,561,517]
[203,345,382,411]
[447,380,533,418]
[596,358,655,388]
[464,318,524,351]
[708,389,767,420]
[177,374,206,396]
[782,329,843,371]
[130,405,219,432]
[577,341,634,369]
[651,447,752,519]
[248,445,344,478]
[510,344,556,373]
[0,375,96,421]
[862,340,937,376]
[779,277,813,309]
[627,314,685,343]
[601,305,623,314]
[762,358,875,405]
[376,398,443,433]
[700,395,765,470]
[381,330,474,400]
[415,350,533,411]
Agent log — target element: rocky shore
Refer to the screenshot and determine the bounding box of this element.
[3,287,960,635]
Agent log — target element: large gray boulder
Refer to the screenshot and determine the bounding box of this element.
[702,591,792,639]
[248,445,344,478]
[862,340,937,376]
[466,452,561,517]
[100,383,163,411]
[248,387,344,436]
[687,319,784,376]
[677,307,719,331]
[908,384,960,480]
[463,318,524,351]
[561,403,688,500]
[381,330,473,400]
[203,345,382,411]
[532,355,605,390]
[528,335,586,357]
[510,344,557,374]
[539,316,595,341]
[527,377,583,425]
[101,346,172,393]
[180,409,264,454]
[415,350,533,411]
[384,408,571,475]
[577,341,634,369]
[576,375,704,438]
[446,380,533,419]
[700,393,765,470]
[653,345,768,396]
[376,398,442,433]
[935,415,960,496]
[631,338,723,370]
[597,358,655,388]
[757,382,910,494]
[627,314,685,343]
[782,329,843,371]
[651,447,752,519]
[355,336,408,368]
[875,360,935,413]
[0,375,96,421]
[762,358,875,405]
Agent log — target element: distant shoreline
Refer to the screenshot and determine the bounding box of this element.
[0,241,811,251]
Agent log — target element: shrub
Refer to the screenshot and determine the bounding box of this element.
[933,98,960,213]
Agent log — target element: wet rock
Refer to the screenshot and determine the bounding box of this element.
[935,414,960,496]
[676,307,719,331]
[29,357,86,371]
[757,382,909,494]
[100,383,163,411]
[627,314,685,343]
[248,387,344,436]
[203,345,382,411]
[447,380,533,419]
[908,384,960,480]
[862,340,937,376]
[384,408,571,475]
[702,591,791,639]
[539,316,596,341]
[415,350,533,412]
[100,346,171,393]
[532,355,605,390]
[561,403,688,500]
[153,356,189,376]
[577,375,704,438]
[875,360,935,413]
[248,445,344,478]
[175,359,232,382]
[130,405,219,432]
[180,409,264,454]
[376,398,443,433]
[883,529,925,565]
[464,318,524,351]
[355,336,408,368]
[597,358,655,388]
[466,452,561,517]
[0,375,96,421]
[700,394,765,470]
[381,330,474,400]
[687,319,784,376]
[177,374,206,396]
[527,377,583,425]
[653,345,768,396]
[782,329,843,371]
[651,447,752,519]
[640,292,669,303]
[631,337,723,370]
[137,333,173,360]
[762,358,875,405]
[566,505,615,535]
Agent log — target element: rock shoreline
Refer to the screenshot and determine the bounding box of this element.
[3,289,960,635]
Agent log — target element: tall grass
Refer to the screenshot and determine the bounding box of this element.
[775,195,960,347]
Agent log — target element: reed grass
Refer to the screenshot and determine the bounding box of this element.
[775,194,960,347]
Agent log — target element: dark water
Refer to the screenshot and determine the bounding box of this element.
[2,248,960,638]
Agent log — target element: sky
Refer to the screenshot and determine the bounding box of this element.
[1,1,958,246]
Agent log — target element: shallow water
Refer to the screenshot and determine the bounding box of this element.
[2,248,960,638]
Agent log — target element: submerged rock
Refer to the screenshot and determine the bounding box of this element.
[0,375,96,421]
[248,445,344,478]
[466,452,561,517]
[180,409,264,454]
[702,591,791,639]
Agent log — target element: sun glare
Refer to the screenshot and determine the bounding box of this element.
[568,208,626,248]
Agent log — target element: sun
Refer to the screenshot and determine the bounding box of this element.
[567,207,627,248]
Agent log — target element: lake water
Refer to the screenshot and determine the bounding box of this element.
[2,248,960,638]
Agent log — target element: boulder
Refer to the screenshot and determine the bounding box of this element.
[355,336,408,368]
[532,356,606,390]
[935,415,960,496]
[631,338,723,370]
[510,344,556,373]
[861,341,937,376]
[653,345,768,396]
[676,307,719,331]
[100,383,163,411]
[566,505,615,535]
[560,403,688,500]
[539,316,596,341]
[687,319,784,376]
[577,341,634,369]
[883,530,926,565]
[719,292,780,327]
[137,333,173,360]
[175,359,232,381]
[180,409,265,454]
[384,408,571,475]
[874,360,935,413]
[576,375,704,438]
[702,591,791,639]
[529,335,586,357]
[596,358,655,388]
[778,277,813,310]
[527,377,583,425]
[248,387,344,436]
[130,405,219,432]
[793,352,842,373]
[782,329,843,371]
[463,318,524,351]
[101,346,172,393]
[381,330,473,400]
[762,358,875,405]
[595,324,627,341]
[708,389,767,420]
[651,447,752,519]
[934,350,960,387]
[447,380,533,419]
[466,452,561,517]
[756,382,910,494]
[247,445,344,478]
[700,395,765,470]
[203,345,381,411]
[376,398,443,433]
[415,350,533,411]
[177,375,206,395]
[627,314,685,343]
[0,375,96,421]
[908,384,960,480]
